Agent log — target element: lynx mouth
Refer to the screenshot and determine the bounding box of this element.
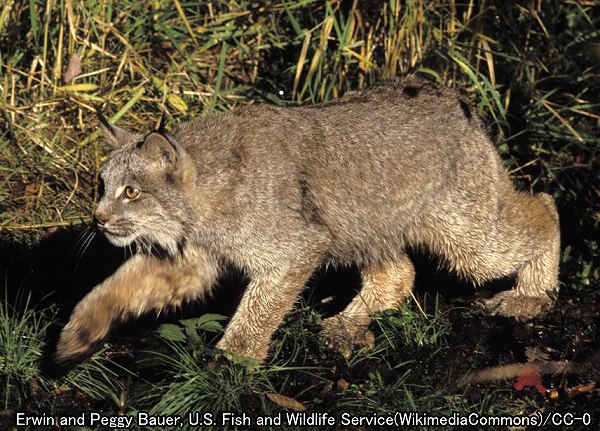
[102,229,137,247]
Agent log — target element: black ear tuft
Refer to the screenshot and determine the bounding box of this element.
[158,111,168,134]
[95,104,114,134]
[94,106,141,149]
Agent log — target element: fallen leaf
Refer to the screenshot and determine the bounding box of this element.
[25,183,40,195]
[548,382,598,400]
[514,364,547,395]
[266,392,306,411]
[336,378,350,392]
[167,93,188,113]
[62,53,82,82]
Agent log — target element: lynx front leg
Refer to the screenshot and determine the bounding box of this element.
[321,254,415,356]
[216,269,311,363]
[55,251,218,363]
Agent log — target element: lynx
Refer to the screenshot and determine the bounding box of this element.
[55,76,560,363]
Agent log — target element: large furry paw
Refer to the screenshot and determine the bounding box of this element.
[216,334,268,364]
[54,305,113,363]
[483,290,553,319]
[320,315,373,358]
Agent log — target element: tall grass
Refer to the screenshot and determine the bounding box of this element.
[1,1,598,248]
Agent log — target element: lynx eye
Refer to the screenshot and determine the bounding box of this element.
[123,186,140,200]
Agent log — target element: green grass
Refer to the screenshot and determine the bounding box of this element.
[0,290,51,409]
[127,302,548,431]
[373,295,451,349]
[0,291,597,430]
[134,304,449,430]
[0,0,599,429]
[0,288,131,415]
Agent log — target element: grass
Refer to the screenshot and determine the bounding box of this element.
[132,301,473,430]
[0,288,131,415]
[373,295,451,349]
[0,290,51,409]
[0,0,599,429]
[1,291,598,430]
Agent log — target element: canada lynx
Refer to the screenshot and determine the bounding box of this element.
[55,76,560,363]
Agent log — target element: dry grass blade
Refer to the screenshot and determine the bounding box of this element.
[0,1,598,423]
[266,392,306,411]
[293,32,312,100]
[172,0,199,48]
[540,99,585,143]
[62,53,83,83]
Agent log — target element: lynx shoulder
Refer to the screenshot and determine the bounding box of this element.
[55,75,560,363]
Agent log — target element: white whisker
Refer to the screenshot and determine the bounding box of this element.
[75,229,96,271]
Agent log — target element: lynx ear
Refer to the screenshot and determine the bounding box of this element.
[138,132,196,185]
[139,132,178,164]
[95,106,138,149]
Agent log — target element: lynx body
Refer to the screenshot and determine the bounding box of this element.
[56,76,560,362]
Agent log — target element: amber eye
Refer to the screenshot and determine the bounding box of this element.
[123,186,140,200]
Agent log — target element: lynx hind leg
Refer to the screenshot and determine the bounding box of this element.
[321,254,415,356]
[485,192,560,318]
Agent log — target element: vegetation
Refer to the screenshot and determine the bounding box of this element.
[0,291,130,414]
[0,0,598,429]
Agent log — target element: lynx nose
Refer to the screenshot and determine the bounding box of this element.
[94,211,108,227]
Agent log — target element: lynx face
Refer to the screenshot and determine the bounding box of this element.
[94,129,197,256]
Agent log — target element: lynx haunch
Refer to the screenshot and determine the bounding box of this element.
[55,76,560,363]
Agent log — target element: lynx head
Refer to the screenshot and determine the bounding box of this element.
[94,110,197,256]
